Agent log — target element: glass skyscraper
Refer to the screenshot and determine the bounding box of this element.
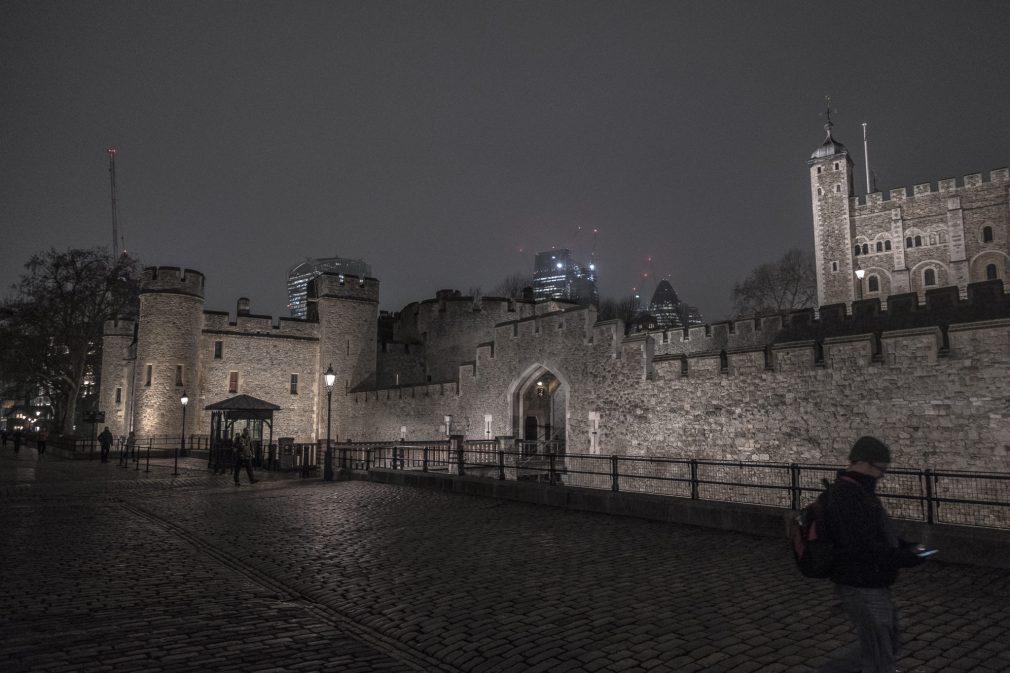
[532,249,599,305]
[287,256,372,319]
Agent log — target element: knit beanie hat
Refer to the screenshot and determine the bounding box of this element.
[849,436,892,464]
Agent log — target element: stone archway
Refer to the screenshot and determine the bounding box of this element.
[509,364,570,457]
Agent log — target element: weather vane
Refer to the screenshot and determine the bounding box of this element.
[821,96,836,124]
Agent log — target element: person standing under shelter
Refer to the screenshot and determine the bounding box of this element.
[818,436,931,673]
[233,432,257,486]
[98,426,113,463]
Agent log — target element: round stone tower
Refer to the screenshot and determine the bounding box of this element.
[132,267,205,437]
[310,272,379,441]
[99,317,136,437]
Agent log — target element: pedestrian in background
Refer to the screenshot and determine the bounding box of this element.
[36,428,47,457]
[233,433,257,486]
[818,436,931,673]
[119,431,134,467]
[1,428,8,448]
[98,426,113,463]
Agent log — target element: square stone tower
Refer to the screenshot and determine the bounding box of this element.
[808,119,856,307]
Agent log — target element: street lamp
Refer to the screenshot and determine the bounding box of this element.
[855,269,865,301]
[174,391,188,476]
[323,364,336,481]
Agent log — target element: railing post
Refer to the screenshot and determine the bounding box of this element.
[923,469,936,525]
[451,435,465,476]
[549,452,557,484]
[423,446,429,472]
[498,449,505,481]
[790,463,800,511]
[365,447,372,471]
[340,446,348,470]
[690,459,699,500]
[611,455,619,492]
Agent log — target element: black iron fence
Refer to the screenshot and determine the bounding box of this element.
[334,440,1010,531]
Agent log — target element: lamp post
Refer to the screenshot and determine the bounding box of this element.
[174,391,188,476]
[323,364,336,481]
[181,391,189,457]
[855,269,865,301]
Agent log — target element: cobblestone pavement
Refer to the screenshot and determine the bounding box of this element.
[2,449,1009,673]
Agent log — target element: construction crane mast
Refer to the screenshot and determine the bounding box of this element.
[107,147,121,257]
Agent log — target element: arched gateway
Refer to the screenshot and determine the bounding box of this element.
[509,364,569,480]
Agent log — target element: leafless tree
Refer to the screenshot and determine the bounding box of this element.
[492,272,533,300]
[1,248,140,434]
[731,248,817,317]
[597,294,641,325]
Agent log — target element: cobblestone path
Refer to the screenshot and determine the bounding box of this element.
[2,450,1009,672]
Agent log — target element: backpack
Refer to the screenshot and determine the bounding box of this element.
[790,475,856,578]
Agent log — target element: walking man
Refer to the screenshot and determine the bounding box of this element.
[818,436,931,673]
[36,428,47,457]
[233,433,258,486]
[98,426,113,463]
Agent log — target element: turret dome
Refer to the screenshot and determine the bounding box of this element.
[811,121,848,160]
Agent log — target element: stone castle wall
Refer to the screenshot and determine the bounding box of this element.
[337,293,1010,472]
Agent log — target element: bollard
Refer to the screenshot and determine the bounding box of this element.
[145,439,151,473]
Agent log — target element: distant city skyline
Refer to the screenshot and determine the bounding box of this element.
[3,1,1008,321]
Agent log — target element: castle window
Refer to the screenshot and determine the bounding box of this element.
[145,365,152,387]
[719,350,729,374]
[818,187,823,196]
[862,244,869,255]
[987,264,998,280]
[983,226,994,243]
[939,231,946,243]
[924,269,936,286]
[290,374,298,395]
[115,387,122,404]
[835,184,841,193]
[929,235,936,245]
[229,372,238,394]
[214,340,222,359]
[816,166,822,174]
[885,240,892,251]
[832,261,839,272]
[914,235,922,247]
[868,275,880,292]
[175,365,183,387]
[876,242,883,253]
[834,162,839,170]
[484,414,493,440]
[854,245,861,256]
[906,237,913,249]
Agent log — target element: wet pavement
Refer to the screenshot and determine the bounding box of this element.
[2,447,1008,672]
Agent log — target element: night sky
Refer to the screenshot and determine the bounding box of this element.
[3,1,1009,321]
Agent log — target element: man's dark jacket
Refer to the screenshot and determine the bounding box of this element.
[825,470,922,588]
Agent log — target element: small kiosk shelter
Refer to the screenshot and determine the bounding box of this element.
[205,394,281,468]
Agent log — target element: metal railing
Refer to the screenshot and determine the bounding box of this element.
[335,441,1010,531]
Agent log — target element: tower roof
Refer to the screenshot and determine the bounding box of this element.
[810,121,848,160]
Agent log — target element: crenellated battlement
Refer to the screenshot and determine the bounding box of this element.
[202,311,319,338]
[140,266,205,297]
[309,272,380,303]
[103,318,135,338]
[851,167,1009,208]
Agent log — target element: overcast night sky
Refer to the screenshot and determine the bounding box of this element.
[2,1,1009,321]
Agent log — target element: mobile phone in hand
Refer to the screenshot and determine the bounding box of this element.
[915,548,938,558]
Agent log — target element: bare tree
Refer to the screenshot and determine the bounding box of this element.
[597,294,641,325]
[1,248,140,434]
[731,248,817,316]
[492,272,533,300]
